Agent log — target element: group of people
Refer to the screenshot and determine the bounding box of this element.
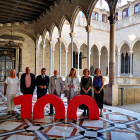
[4,67,104,117]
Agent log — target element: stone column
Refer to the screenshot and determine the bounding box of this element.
[117,52,121,77]
[77,51,80,76]
[69,33,75,68]
[65,50,68,76]
[106,15,118,106]
[124,54,125,74]
[15,47,19,74]
[52,49,55,73]
[98,52,101,69]
[107,53,109,76]
[129,51,133,77]
[85,25,92,70]
[35,48,40,76]
[49,41,53,76]
[42,44,45,68]
[58,38,62,76]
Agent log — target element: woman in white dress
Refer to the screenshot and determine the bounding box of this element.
[4,69,19,115]
[65,68,79,105]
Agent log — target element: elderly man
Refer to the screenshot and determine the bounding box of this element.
[49,70,63,115]
[36,68,49,100]
[20,67,35,95]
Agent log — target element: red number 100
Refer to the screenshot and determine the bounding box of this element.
[14,94,99,120]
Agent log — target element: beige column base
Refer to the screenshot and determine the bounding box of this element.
[105,84,118,106]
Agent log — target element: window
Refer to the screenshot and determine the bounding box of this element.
[102,14,107,23]
[122,8,129,18]
[121,52,133,74]
[82,12,85,18]
[92,12,98,20]
[135,3,140,14]
[73,51,82,69]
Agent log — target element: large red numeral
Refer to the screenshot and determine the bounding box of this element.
[14,95,99,120]
[14,94,32,119]
[67,95,99,120]
[33,94,65,119]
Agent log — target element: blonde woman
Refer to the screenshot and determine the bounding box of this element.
[4,69,19,115]
[65,68,79,105]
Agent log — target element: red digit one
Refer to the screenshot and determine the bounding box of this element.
[67,95,99,120]
[14,94,32,118]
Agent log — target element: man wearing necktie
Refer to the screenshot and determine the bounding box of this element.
[36,68,50,100]
[49,70,63,115]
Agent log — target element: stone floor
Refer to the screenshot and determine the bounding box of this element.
[0,83,140,140]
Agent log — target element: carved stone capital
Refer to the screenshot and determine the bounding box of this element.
[65,50,68,53]
[108,15,116,24]
[57,38,63,43]
[98,53,101,56]
[49,41,54,47]
[69,32,75,38]
[129,51,133,54]
[42,44,46,49]
[85,25,92,33]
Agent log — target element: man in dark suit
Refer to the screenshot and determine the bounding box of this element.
[36,68,50,100]
[20,67,35,95]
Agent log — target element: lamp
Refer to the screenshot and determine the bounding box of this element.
[4,24,22,48]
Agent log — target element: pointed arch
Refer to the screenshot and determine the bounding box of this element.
[79,40,87,49]
[73,39,79,52]
[100,44,109,54]
[42,28,50,46]
[70,5,87,32]
[61,38,68,50]
[59,15,70,37]
[131,37,140,51]
[90,42,100,53]
[49,22,59,41]
[87,0,98,25]
[36,33,42,50]
[119,40,130,52]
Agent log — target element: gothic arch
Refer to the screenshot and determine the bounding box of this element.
[131,37,140,51]
[49,22,59,41]
[87,0,98,25]
[70,5,87,32]
[119,40,130,52]
[58,15,70,36]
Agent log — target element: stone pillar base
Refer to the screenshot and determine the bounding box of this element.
[105,84,118,106]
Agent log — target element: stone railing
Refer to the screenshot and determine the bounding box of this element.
[116,12,140,29]
[75,18,110,32]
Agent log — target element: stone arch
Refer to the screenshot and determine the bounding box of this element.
[61,38,68,50]
[36,33,42,50]
[90,44,99,73]
[132,40,140,77]
[0,28,36,44]
[49,22,59,41]
[42,28,50,46]
[70,5,87,32]
[119,41,130,52]
[100,46,108,76]
[73,39,79,52]
[131,37,140,51]
[90,42,100,53]
[100,44,109,54]
[87,0,99,25]
[58,15,70,36]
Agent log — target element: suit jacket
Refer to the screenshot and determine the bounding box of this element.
[36,75,50,95]
[49,76,63,96]
[20,73,35,94]
[65,75,79,92]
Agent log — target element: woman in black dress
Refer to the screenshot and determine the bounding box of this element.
[80,68,92,116]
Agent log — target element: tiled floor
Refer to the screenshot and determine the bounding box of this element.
[0,84,140,139]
